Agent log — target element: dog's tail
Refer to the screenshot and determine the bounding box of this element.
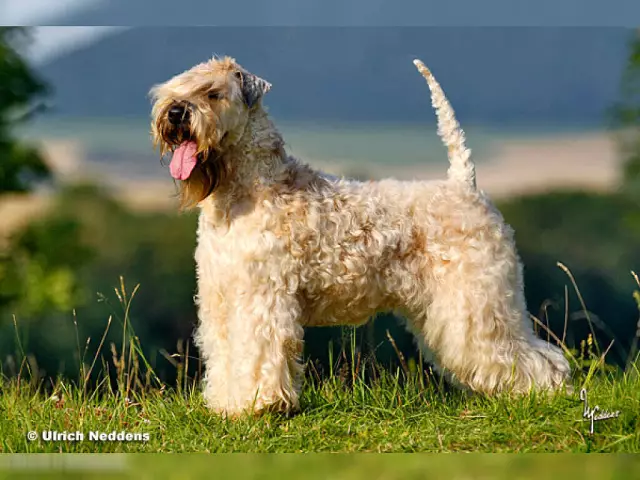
[413,59,476,189]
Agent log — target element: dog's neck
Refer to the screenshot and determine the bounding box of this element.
[200,106,289,223]
[227,106,286,184]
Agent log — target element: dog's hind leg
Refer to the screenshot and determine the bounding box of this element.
[406,231,570,395]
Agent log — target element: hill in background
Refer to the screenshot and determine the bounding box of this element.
[37,27,631,125]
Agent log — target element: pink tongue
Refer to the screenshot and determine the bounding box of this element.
[169,141,198,180]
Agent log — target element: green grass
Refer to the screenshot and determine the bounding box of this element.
[1,275,639,454]
[1,363,639,453]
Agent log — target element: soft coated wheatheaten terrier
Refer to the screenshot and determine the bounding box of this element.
[150,56,571,416]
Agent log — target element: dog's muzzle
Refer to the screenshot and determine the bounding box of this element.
[168,103,191,126]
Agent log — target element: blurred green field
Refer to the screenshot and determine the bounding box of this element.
[0,453,639,479]
[14,117,605,166]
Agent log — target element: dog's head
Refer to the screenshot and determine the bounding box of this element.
[150,56,271,208]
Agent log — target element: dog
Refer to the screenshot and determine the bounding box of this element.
[150,56,571,416]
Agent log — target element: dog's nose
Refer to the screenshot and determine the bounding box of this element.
[168,105,189,125]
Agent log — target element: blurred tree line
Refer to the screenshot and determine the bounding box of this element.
[0,28,50,193]
[0,28,639,385]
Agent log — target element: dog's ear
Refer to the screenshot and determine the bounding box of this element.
[235,69,271,108]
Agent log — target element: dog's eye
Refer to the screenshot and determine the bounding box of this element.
[208,91,223,100]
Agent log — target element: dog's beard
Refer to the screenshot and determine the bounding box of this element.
[154,116,205,177]
[155,118,191,156]
[153,109,230,208]
[157,135,227,209]
[176,153,227,209]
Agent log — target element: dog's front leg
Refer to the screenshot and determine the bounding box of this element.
[195,274,304,417]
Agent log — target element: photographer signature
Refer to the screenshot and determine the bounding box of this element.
[580,388,620,434]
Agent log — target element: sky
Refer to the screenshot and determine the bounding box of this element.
[1,0,98,24]
[1,0,119,64]
[2,0,639,65]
